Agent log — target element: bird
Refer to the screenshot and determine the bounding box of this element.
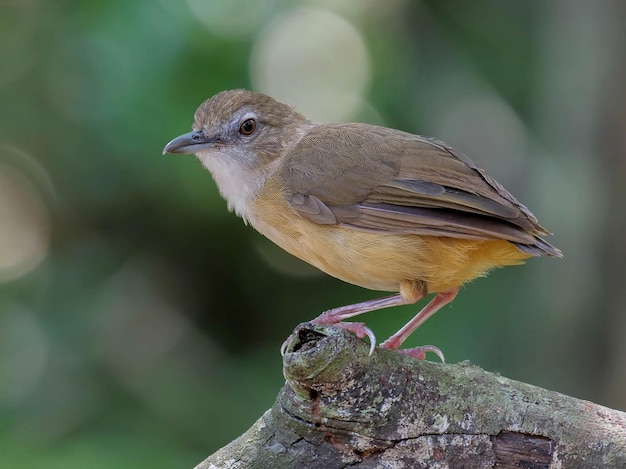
[163,89,562,361]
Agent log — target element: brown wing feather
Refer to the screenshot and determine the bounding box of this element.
[282,123,561,257]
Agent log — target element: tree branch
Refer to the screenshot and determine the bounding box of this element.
[197,323,626,468]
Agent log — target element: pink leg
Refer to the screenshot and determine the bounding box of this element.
[314,294,411,323]
[380,289,459,361]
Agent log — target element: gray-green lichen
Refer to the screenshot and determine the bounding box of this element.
[196,324,626,469]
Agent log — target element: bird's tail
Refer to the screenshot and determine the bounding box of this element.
[513,238,563,258]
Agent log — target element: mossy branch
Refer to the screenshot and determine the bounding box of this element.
[196,323,626,468]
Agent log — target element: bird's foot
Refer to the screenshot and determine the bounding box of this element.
[280,320,377,356]
[308,318,376,356]
[380,339,445,362]
[319,320,377,356]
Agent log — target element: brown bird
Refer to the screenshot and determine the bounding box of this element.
[163,89,562,360]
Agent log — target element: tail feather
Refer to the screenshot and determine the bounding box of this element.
[514,238,563,258]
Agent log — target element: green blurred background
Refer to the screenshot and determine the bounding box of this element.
[2,0,625,467]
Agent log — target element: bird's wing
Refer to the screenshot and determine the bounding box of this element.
[282,123,560,256]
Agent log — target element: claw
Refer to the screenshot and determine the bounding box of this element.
[395,345,445,362]
[421,345,445,363]
[365,327,376,356]
[280,337,290,356]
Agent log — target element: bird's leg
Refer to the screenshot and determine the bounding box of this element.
[380,288,459,361]
[315,293,412,321]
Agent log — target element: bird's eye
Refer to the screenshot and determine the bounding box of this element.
[239,119,257,136]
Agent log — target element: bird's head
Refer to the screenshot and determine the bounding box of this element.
[163,89,311,218]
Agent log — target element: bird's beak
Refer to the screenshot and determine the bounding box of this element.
[162,130,219,155]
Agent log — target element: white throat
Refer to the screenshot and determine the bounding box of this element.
[196,149,280,224]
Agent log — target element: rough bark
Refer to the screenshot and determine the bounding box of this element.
[196,323,626,468]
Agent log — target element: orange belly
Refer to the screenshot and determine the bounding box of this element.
[249,185,532,294]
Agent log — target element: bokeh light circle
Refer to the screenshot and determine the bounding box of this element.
[186,0,276,38]
[250,7,370,122]
[0,148,51,282]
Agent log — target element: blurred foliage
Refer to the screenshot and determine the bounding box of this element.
[1,0,625,467]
